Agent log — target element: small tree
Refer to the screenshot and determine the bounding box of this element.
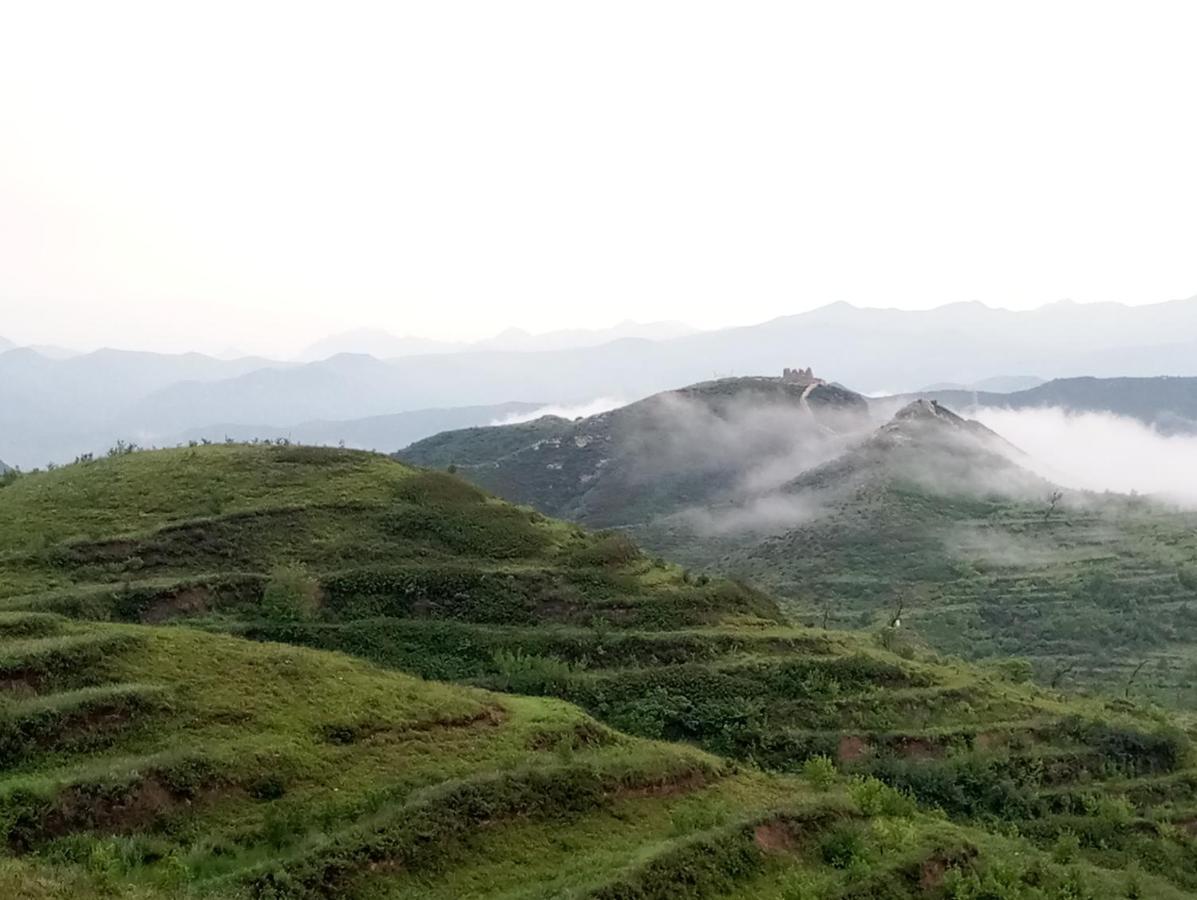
[1044,489,1064,521]
[262,563,321,622]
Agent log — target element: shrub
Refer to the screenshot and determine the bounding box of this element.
[849,775,917,817]
[819,823,868,869]
[568,533,642,568]
[1051,830,1080,864]
[262,564,321,622]
[490,650,575,694]
[669,798,731,835]
[802,755,838,791]
[994,658,1033,683]
[1178,567,1197,593]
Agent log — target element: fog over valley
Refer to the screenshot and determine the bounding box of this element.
[973,406,1197,506]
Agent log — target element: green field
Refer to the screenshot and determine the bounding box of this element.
[2,445,1197,897]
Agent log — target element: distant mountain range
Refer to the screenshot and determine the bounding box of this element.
[297,320,697,361]
[169,401,543,452]
[918,375,1045,393]
[0,334,78,359]
[879,375,1197,434]
[6,295,1197,467]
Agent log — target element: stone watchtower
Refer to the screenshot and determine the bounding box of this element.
[781,366,822,386]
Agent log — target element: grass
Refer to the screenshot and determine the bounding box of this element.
[3,444,1197,897]
[397,385,1197,704]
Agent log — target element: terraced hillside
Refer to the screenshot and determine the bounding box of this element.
[407,383,1197,702]
[4,445,1197,896]
[5,613,1187,900]
[654,403,1197,703]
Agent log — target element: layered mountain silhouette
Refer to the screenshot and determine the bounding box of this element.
[169,401,543,452]
[7,295,1197,467]
[297,319,696,361]
[401,375,871,527]
[398,388,1047,529]
[881,375,1197,434]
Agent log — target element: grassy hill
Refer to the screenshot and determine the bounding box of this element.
[398,376,871,528]
[0,612,899,899]
[399,385,1197,702]
[652,404,1197,703]
[4,445,1197,895]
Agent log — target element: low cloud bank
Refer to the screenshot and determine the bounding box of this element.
[973,406,1197,506]
[490,397,629,426]
[682,494,826,536]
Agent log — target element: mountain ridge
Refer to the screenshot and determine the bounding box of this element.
[881,375,1197,434]
[400,375,872,527]
[9,298,1197,468]
[298,319,698,361]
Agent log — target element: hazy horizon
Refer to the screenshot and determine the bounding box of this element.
[4,293,1197,360]
[4,3,1197,356]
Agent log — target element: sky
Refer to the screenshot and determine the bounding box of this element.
[2,1,1196,357]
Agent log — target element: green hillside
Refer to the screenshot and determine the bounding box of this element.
[649,404,1197,703]
[398,376,871,528]
[0,611,912,899]
[400,387,1197,702]
[4,445,1197,896]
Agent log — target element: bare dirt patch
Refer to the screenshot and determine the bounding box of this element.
[14,775,241,850]
[616,769,716,800]
[753,820,797,854]
[837,735,871,763]
[917,847,978,891]
[0,673,41,696]
[141,586,213,623]
[894,737,945,761]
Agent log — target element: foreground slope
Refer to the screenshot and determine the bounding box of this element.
[5,612,958,899]
[4,446,1197,896]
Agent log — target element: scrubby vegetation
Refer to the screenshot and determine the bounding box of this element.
[692,483,1197,705]
[2,444,1197,897]
[399,383,1197,704]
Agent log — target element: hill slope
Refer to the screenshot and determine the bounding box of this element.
[653,403,1197,701]
[4,445,1197,896]
[399,376,872,527]
[402,389,1197,702]
[2,611,881,898]
[167,401,543,454]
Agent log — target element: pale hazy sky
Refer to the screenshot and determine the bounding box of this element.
[2,1,1195,356]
